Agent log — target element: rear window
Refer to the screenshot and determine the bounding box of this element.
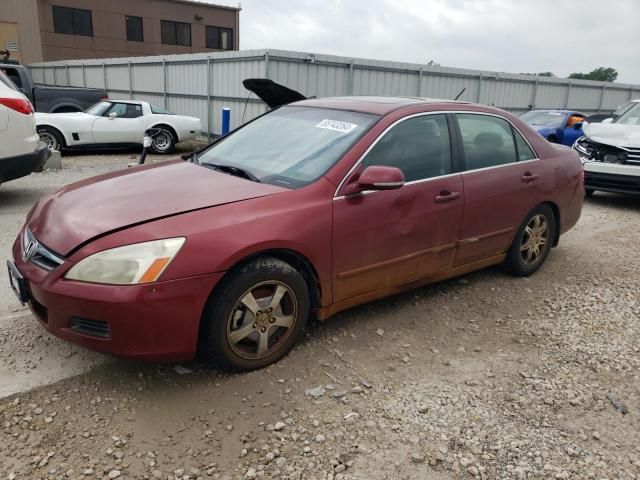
[150,104,174,115]
[0,70,18,91]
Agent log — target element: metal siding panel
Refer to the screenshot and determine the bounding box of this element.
[535,84,567,109]
[26,49,640,134]
[602,88,633,111]
[68,66,83,87]
[571,86,601,110]
[84,66,105,88]
[106,65,129,91]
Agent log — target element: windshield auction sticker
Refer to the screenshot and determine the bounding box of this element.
[315,119,358,133]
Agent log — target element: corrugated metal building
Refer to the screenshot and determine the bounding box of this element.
[28,49,640,136]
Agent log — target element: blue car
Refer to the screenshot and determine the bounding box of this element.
[520,109,587,146]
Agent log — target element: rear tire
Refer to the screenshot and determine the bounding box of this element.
[200,257,310,372]
[504,204,556,277]
[150,127,176,154]
[585,188,595,197]
[37,126,64,151]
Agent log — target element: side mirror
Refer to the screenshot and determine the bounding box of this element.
[357,165,405,191]
[573,122,583,130]
[602,118,613,124]
[108,111,118,119]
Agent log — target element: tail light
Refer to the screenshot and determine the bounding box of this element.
[0,97,34,115]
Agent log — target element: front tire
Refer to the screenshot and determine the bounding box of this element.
[504,204,556,276]
[37,126,64,151]
[200,257,310,372]
[150,127,176,154]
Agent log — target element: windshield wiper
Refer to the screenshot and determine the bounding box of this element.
[205,163,261,183]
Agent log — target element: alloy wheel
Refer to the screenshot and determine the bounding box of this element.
[226,281,298,360]
[152,132,171,152]
[520,214,549,266]
[39,131,59,150]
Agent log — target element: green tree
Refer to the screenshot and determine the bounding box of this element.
[521,72,556,77]
[568,67,618,82]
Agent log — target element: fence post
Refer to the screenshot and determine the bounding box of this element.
[530,79,538,109]
[65,65,70,86]
[631,87,635,101]
[417,68,423,97]
[348,62,354,95]
[53,66,57,86]
[128,61,133,99]
[206,56,212,141]
[598,84,606,112]
[162,59,167,109]
[264,51,270,79]
[81,64,86,87]
[477,74,484,103]
[564,81,572,108]
[102,63,107,92]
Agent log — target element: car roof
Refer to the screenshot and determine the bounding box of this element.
[290,96,470,115]
[105,99,147,105]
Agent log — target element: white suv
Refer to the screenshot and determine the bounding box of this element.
[0,70,49,187]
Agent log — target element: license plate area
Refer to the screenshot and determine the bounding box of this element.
[7,260,28,304]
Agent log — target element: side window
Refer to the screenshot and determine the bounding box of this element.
[105,103,142,118]
[513,128,536,161]
[362,114,451,182]
[457,114,518,170]
[3,68,22,88]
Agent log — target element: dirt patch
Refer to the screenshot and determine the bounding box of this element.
[1,155,640,479]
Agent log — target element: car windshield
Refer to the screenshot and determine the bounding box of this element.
[613,101,638,118]
[615,102,640,126]
[150,104,174,115]
[85,101,112,116]
[520,111,566,128]
[198,106,379,188]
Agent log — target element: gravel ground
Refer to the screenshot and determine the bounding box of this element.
[1,151,639,479]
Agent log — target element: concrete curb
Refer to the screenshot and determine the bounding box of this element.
[43,150,62,170]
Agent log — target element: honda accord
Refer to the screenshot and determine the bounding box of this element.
[8,95,584,371]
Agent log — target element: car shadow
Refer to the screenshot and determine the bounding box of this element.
[585,192,640,211]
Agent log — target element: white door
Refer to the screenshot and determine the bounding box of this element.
[92,102,145,144]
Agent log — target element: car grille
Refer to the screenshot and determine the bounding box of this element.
[575,138,640,166]
[69,317,111,338]
[22,228,65,271]
[620,146,640,165]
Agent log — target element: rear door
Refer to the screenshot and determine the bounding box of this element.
[92,102,145,143]
[332,113,464,302]
[452,113,544,266]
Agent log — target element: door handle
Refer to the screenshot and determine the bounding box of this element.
[434,190,461,203]
[521,172,539,183]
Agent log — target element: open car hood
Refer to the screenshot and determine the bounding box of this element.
[243,78,306,109]
[583,122,640,148]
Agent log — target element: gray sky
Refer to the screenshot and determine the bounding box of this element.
[213,0,640,84]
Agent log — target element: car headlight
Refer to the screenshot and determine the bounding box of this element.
[65,238,185,285]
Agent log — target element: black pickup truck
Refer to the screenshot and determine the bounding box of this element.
[0,63,108,113]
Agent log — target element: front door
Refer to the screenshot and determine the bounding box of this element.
[332,113,464,302]
[453,113,545,265]
[92,102,144,144]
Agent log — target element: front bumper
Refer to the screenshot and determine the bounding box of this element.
[0,141,50,184]
[11,238,224,361]
[583,161,640,195]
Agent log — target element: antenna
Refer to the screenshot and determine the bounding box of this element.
[454,88,466,101]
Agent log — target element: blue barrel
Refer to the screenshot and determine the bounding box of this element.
[221,107,231,136]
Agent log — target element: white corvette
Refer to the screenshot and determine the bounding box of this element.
[35,100,202,154]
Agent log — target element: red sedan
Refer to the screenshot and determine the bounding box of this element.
[8,96,584,371]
